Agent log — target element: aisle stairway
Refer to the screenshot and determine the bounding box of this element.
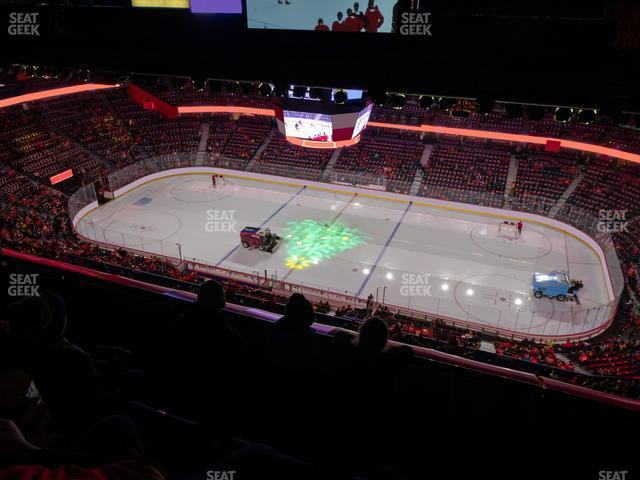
[245,127,277,171]
[195,121,210,166]
[548,170,585,219]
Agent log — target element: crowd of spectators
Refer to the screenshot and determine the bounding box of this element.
[0,106,104,182]
[513,147,580,200]
[419,142,510,207]
[37,93,140,169]
[254,136,332,179]
[333,129,423,194]
[1,283,345,479]
[4,84,640,406]
[494,338,574,370]
[0,167,198,287]
[206,114,272,164]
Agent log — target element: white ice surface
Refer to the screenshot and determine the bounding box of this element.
[82,174,612,339]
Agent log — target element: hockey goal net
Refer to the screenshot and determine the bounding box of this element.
[498,221,519,238]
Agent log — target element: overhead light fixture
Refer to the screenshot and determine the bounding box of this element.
[391,94,406,110]
[437,97,456,111]
[258,82,273,97]
[576,109,597,124]
[191,77,207,91]
[505,103,523,119]
[554,107,573,123]
[309,87,323,100]
[334,89,348,104]
[477,97,495,115]
[419,95,435,109]
[526,105,545,121]
[292,85,307,99]
[372,90,388,107]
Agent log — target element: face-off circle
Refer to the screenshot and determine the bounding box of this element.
[469,223,553,260]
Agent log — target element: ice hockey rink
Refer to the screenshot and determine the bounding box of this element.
[79,173,614,340]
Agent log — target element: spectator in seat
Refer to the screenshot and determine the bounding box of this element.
[0,416,166,480]
[171,280,243,376]
[165,280,243,429]
[269,293,319,373]
[358,315,388,356]
[330,317,412,464]
[6,293,108,440]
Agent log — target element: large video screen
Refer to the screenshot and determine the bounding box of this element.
[131,0,242,11]
[131,0,189,8]
[247,0,396,32]
[191,0,242,13]
[284,111,333,142]
[352,103,372,138]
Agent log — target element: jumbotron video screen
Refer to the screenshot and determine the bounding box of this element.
[283,111,333,141]
[247,0,396,32]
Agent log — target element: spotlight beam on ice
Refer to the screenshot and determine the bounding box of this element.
[283,217,366,271]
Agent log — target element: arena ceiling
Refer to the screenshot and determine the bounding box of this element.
[1,0,639,110]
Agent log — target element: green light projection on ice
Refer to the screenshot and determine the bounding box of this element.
[283,219,366,270]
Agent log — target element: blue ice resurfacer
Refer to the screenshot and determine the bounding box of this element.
[531,271,583,302]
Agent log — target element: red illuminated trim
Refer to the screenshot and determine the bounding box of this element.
[177,105,275,116]
[50,169,73,185]
[0,84,117,109]
[368,121,640,164]
[1,86,640,162]
[285,135,361,149]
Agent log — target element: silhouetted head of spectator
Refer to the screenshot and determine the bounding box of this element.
[279,293,314,330]
[358,316,388,354]
[337,11,343,21]
[196,280,226,315]
[6,292,67,344]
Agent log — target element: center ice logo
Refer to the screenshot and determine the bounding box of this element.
[400,273,432,297]
[205,209,237,233]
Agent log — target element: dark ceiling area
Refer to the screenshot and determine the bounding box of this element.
[1,0,639,110]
